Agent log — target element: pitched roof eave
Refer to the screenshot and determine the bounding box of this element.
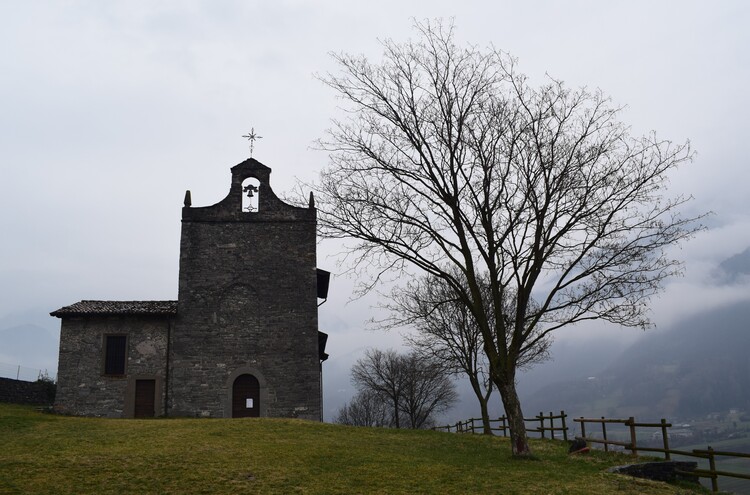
[50,300,178,318]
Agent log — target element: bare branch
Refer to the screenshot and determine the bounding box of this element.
[313,19,704,455]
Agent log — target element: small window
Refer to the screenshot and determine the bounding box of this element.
[104,335,127,375]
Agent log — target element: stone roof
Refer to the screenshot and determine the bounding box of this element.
[50,300,178,318]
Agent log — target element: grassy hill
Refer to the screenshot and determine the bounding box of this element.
[0,404,704,495]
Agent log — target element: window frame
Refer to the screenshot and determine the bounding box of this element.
[103,334,128,376]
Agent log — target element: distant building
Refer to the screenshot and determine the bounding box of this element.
[652,427,693,441]
[52,158,329,419]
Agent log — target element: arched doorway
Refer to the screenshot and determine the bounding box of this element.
[232,374,260,418]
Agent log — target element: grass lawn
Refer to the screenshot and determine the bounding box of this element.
[0,404,706,494]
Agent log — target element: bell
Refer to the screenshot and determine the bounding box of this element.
[243,184,258,198]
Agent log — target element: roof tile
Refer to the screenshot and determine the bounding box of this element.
[50,300,177,317]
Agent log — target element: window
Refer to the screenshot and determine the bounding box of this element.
[104,335,127,375]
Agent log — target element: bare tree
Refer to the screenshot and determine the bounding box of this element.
[351,348,407,428]
[400,277,495,434]
[350,348,457,429]
[315,20,703,455]
[335,390,391,427]
[392,271,550,434]
[399,351,458,429]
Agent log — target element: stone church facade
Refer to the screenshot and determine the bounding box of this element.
[52,158,328,420]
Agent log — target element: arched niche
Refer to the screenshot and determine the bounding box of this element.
[241,177,260,212]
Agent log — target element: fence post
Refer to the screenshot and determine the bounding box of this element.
[707,446,718,492]
[660,419,670,460]
[627,417,637,456]
[601,417,609,452]
[539,412,545,439]
[561,411,568,442]
[501,416,507,437]
[580,417,586,440]
[550,411,555,440]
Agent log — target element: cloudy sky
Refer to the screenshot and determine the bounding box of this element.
[1,1,749,420]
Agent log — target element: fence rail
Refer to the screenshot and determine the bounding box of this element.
[575,416,750,492]
[436,412,749,493]
[433,410,568,441]
[574,416,671,457]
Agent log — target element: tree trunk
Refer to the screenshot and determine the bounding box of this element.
[468,376,493,435]
[479,396,492,435]
[497,380,531,456]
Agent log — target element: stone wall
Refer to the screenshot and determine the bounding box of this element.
[608,461,699,484]
[0,377,55,405]
[170,158,321,419]
[54,315,170,417]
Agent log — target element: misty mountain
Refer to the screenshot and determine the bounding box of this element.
[521,299,750,421]
[0,316,59,378]
[718,246,750,282]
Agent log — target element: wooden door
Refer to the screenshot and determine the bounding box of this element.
[232,374,260,418]
[134,379,156,418]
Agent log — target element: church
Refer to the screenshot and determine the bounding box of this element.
[51,157,329,420]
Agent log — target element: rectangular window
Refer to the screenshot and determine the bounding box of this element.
[104,335,127,375]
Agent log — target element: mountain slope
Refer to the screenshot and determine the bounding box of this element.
[523,300,750,420]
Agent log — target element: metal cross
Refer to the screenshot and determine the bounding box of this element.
[242,128,263,158]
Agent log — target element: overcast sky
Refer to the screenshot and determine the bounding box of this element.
[1,1,749,419]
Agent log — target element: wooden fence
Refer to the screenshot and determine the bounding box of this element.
[433,410,568,441]
[435,413,750,492]
[575,416,750,492]
[574,416,671,456]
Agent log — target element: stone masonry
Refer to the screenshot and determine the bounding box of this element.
[51,158,324,419]
[53,312,171,417]
[170,158,321,419]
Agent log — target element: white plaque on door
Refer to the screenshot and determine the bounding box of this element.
[246,398,254,408]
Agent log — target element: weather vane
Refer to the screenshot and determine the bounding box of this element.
[242,127,263,158]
